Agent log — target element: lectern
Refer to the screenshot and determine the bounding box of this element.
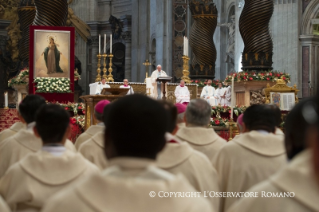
[80,88,129,130]
[157,77,172,100]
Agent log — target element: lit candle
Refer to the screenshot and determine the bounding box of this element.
[99,34,101,54]
[104,34,106,53]
[4,92,8,108]
[231,74,235,119]
[110,34,112,54]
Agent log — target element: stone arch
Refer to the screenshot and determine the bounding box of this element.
[301,0,319,35]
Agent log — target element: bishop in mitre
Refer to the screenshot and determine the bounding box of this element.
[174,80,190,105]
[151,65,167,99]
[200,79,217,106]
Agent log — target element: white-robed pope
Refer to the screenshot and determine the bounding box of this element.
[151,65,167,99]
[95,78,110,94]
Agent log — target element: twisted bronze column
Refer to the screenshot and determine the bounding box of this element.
[189,0,218,79]
[32,0,68,26]
[239,0,274,71]
[18,0,36,63]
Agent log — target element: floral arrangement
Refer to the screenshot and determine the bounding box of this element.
[70,115,85,128]
[34,77,72,93]
[211,118,228,127]
[190,79,226,88]
[211,105,247,117]
[224,71,291,84]
[50,101,85,116]
[8,68,29,87]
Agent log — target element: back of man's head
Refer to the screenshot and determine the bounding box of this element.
[267,104,282,127]
[94,100,110,122]
[104,94,168,159]
[160,101,177,133]
[185,99,211,127]
[35,104,70,144]
[285,97,318,159]
[243,104,276,133]
[19,95,46,124]
[175,103,186,123]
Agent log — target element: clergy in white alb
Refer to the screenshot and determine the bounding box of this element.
[151,65,167,99]
[200,79,218,106]
[215,83,227,106]
[0,196,10,212]
[227,150,318,212]
[79,132,108,170]
[0,95,76,178]
[42,94,212,212]
[95,78,110,94]
[156,107,220,212]
[0,122,25,144]
[175,99,226,164]
[213,105,287,212]
[174,80,190,104]
[75,100,109,149]
[119,78,134,95]
[0,104,99,212]
[225,85,231,106]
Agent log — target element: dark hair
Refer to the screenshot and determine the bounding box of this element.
[267,104,282,127]
[94,110,103,122]
[35,104,70,143]
[159,101,177,133]
[19,95,46,124]
[104,94,167,159]
[103,104,112,127]
[285,97,318,159]
[243,104,276,133]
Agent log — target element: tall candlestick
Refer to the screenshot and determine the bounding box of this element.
[99,34,101,54]
[186,37,188,56]
[231,75,235,119]
[183,36,185,55]
[4,92,8,109]
[104,34,106,53]
[110,34,112,53]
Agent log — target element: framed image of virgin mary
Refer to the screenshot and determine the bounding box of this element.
[29,26,75,79]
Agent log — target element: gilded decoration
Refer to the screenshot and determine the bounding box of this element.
[264,76,299,104]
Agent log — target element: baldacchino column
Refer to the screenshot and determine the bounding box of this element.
[239,0,274,71]
[18,0,36,66]
[32,0,68,26]
[189,0,218,79]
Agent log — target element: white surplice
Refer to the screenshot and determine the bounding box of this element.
[95,83,110,94]
[212,131,287,212]
[42,157,212,212]
[174,85,190,104]
[0,122,25,144]
[200,85,217,106]
[227,150,318,212]
[225,86,231,106]
[0,148,99,212]
[120,85,134,95]
[151,70,167,99]
[215,87,227,106]
[75,124,104,150]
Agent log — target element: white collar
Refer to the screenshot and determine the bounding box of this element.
[26,122,36,132]
[42,145,66,156]
[256,130,270,135]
